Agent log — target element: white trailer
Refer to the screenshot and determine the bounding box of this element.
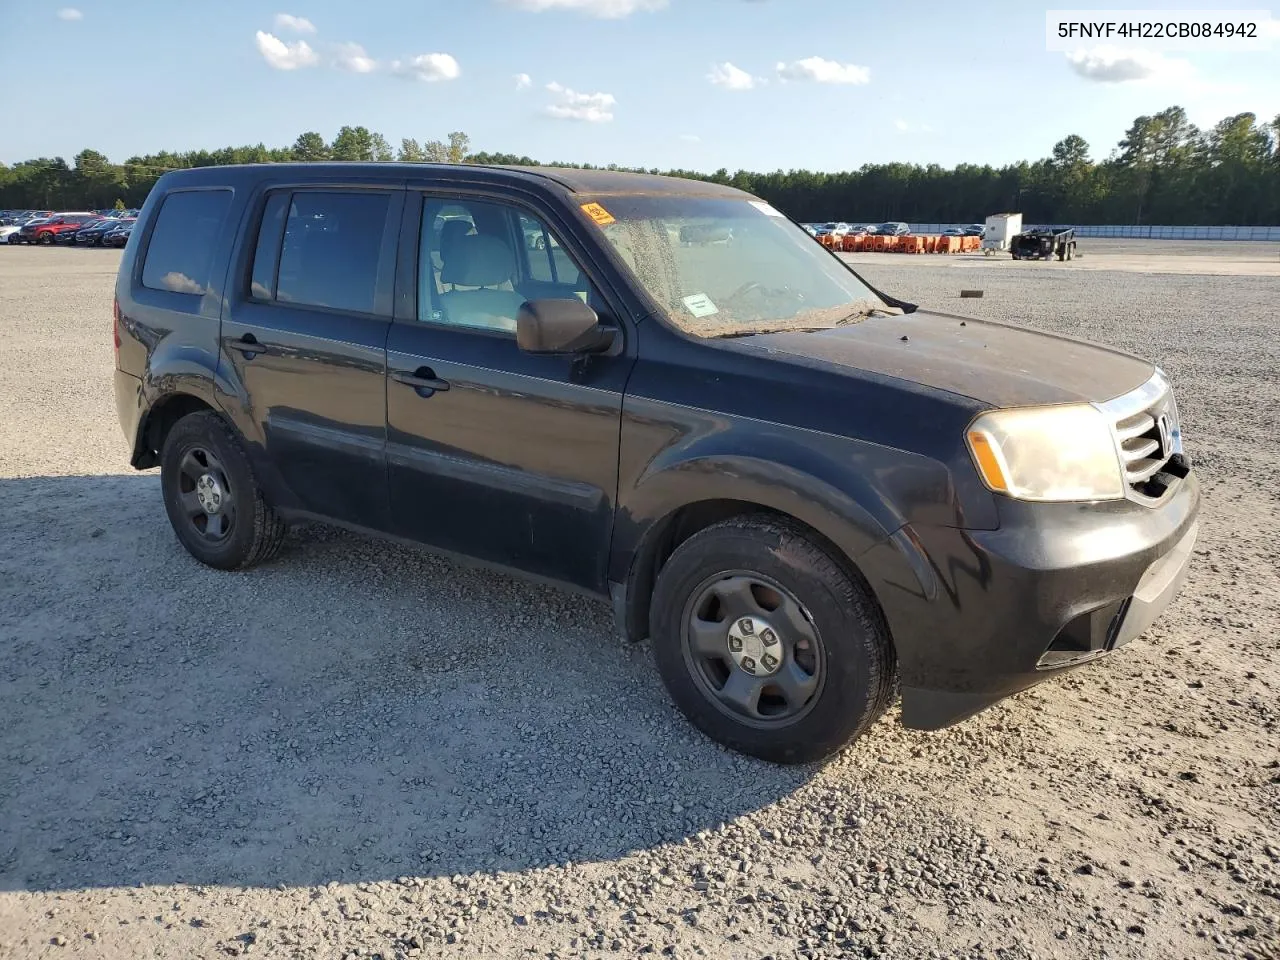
[982,213,1022,255]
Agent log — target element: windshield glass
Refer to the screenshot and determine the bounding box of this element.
[590,196,892,338]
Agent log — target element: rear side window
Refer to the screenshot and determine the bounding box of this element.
[141,190,233,295]
[253,191,392,315]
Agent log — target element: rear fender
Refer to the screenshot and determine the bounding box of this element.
[135,344,298,509]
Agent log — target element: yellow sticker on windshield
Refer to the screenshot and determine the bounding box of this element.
[580,202,616,226]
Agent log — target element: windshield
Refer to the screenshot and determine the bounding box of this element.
[590,196,892,338]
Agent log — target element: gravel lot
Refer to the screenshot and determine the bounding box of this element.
[1,244,1277,960]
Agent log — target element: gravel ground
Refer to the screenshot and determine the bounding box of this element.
[1,244,1277,960]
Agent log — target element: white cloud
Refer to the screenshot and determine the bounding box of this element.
[893,119,934,134]
[502,0,666,17]
[158,272,205,295]
[1064,46,1192,83]
[707,62,757,90]
[679,134,701,142]
[544,81,616,122]
[334,42,377,73]
[255,31,320,70]
[894,119,909,132]
[56,8,82,20]
[776,57,870,85]
[274,13,316,34]
[390,53,461,82]
[514,72,532,90]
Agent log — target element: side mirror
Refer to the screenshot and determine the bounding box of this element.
[516,298,616,354]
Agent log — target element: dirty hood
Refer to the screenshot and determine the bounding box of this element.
[744,309,1155,407]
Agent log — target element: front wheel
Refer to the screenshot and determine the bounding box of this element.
[36,232,53,245]
[650,517,897,764]
[160,411,288,570]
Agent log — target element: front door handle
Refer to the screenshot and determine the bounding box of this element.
[392,367,450,396]
[228,334,266,358]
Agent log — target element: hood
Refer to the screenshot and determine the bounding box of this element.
[743,309,1154,408]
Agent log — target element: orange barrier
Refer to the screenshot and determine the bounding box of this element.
[828,232,980,254]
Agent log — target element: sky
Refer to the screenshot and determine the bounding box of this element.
[1,0,1277,172]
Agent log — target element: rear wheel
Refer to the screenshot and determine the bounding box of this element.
[36,231,53,245]
[160,412,287,570]
[650,516,896,764]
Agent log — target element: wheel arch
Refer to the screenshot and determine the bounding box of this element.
[615,495,895,644]
[611,418,933,642]
[131,392,217,469]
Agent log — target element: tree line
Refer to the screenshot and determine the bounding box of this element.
[3,108,1278,225]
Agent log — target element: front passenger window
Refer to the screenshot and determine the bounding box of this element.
[417,198,594,335]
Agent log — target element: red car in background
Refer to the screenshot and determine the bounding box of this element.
[19,212,101,245]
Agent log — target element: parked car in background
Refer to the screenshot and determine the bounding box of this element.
[20,212,100,245]
[3,214,55,242]
[76,218,127,246]
[8,217,50,243]
[942,227,965,237]
[55,216,107,245]
[875,221,910,236]
[963,223,985,237]
[103,221,135,247]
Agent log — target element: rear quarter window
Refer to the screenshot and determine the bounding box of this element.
[141,189,233,296]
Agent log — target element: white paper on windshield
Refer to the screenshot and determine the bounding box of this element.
[749,200,784,217]
[682,293,719,317]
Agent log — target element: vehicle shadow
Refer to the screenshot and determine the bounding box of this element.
[0,474,814,893]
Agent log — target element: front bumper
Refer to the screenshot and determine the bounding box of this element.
[864,471,1200,729]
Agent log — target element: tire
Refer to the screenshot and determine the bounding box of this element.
[36,232,53,245]
[649,516,897,764]
[159,411,288,570]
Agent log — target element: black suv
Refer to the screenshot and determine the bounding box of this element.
[114,163,1200,763]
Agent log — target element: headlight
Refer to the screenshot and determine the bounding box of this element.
[966,404,1124,502]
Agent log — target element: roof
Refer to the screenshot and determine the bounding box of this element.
[495,165,750,197]
[152,162,752,199]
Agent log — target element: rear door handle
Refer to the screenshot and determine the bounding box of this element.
[392,367,450,395]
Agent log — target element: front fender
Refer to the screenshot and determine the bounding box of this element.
[612,421,954,585]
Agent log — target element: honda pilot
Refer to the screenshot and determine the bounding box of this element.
[113,163,1200,763]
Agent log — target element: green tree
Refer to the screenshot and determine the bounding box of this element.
[3,113,1278,224]
[423,131,470,164]
[330,125,377,161]
[292,131,330,161]
[370,132,394,162]
[399,138,425,162]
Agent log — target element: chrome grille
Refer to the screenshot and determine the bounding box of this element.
[1096,371,1183,502]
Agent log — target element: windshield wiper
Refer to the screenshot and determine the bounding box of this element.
[835,304,901,324]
